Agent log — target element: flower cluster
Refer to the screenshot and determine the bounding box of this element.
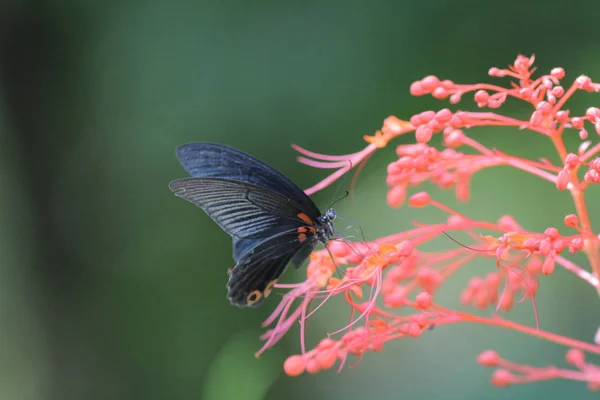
[257,55,600,389]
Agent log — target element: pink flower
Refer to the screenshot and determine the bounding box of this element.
[254,55,600,390]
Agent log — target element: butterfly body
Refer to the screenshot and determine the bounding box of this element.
[169,143,335,307]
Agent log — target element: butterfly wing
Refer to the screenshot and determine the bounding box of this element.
[233,234,313,268]
[232,237,260,263]
[227,231,315,307]
[169,177,317,239]
[170,143,328,307]
[174,142,321,218]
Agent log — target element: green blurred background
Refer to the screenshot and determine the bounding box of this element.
[2,1,600,399]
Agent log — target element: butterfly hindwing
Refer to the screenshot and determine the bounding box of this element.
[289,243,314,268]
[233,232,314,270]
[169,177,317,239]
[227,231,313,307]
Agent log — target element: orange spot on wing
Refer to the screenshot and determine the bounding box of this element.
[264,279,277,297]
[247,290,262,305]
[298,226,316,235]
[297,213,313,224]
[298,233,307,242]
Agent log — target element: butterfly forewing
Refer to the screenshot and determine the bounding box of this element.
[232,237,261,263]
[169,177,317,239]
[175,142,321,218]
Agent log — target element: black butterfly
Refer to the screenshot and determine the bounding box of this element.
[169,143,336,307]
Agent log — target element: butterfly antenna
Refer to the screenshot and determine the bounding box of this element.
[331,190,349,208]
[327,160,353,209]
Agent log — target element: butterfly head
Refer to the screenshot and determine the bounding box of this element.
[317,208,336,243]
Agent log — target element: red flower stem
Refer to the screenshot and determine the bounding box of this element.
[428,200,468,217]
[432,305,600,355]
[296,158,350,169]
[503,156,561,186]
[581,142,600,162]
[460,136,494,156]
[292,144,363,161]
[552,80,580,114]
[454,83,518,96]
[547,127,600,293]
[493,150,562,171]
[571,188,600,292]
[303,144,377,195]
[439,254,478,280]
[495,356,595,384]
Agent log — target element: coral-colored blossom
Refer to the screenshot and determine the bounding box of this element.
[255,55,600,390]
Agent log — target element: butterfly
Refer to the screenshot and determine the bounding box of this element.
[169,143,336,307]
